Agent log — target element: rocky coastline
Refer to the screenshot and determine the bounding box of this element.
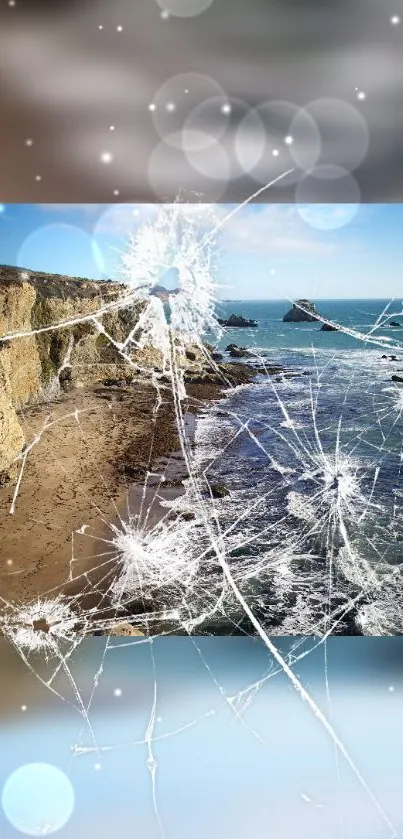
[0,267,274,612]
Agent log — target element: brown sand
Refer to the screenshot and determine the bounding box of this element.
[0,379,181,606]
[0,362,258,611]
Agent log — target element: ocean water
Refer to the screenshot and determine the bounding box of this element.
[214,298,403,355]
[189,300,403,636]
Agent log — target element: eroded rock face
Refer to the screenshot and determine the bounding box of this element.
[283,299,320,323]
[0,266,143,475]
[0,357,25,474]
[0,266,220,476]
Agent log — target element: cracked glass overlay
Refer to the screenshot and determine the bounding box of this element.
[1,191,403,835]
[1,189,403,645]
[0,635,403,838]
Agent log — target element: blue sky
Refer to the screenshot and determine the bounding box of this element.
[0,202,402,299]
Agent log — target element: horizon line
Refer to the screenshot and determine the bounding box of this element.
[218,297,401,302]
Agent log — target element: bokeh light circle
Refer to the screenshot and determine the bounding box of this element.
[148,140,228,201]
[184,132,230,181]
[295,168,361,229]
[150,73,226,150]
[156,0,214,17]
[1,763,75,836]
[182,95,232,152]
[17,223,104,278]
[235,101,321,184]
[295,98,369,175]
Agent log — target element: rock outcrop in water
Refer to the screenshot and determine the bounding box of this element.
[283,299,320,323]
[218,313,258,328]
[320,323,338,332]
[226,344,252,358]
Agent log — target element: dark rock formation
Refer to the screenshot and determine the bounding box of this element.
[172,511,196,522]
[150,284,179,302]
[392,375,403,383]
[283,299,320,323]
[218,313,258,328]
[209,484,230,499]
[226,344,252,358]
[320,323,338,332]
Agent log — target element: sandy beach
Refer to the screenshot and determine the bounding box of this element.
[0,361,257,618]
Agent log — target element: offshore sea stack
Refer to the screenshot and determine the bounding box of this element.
[283,299,320,323]
[218,313,258,327]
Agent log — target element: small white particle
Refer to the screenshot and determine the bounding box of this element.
[25,138,34,146]
[388,685,395,692]
[21,705,27,712]
[272,149,279,156]
[8,0,16,7]
[98,24,103,30]
[94,763,102,770]
[165,102,175,112]
[113,688,122,697]
[221,103,231,115]
[35,174,42,181]
[357,91,366,101]
[109,125,115,131]
[390,14,400,24]
[100,151,113,164]
[116,25,123,32]
[148,103,156,112]
[6,559,13,566]
[113,189,120,196]
[184,89,189,94]
[161,9,170,19]
[284,135,293,145]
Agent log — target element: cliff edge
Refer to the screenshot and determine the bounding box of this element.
[0,266,144,475]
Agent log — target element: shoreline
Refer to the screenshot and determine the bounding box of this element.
[0,358,261,621]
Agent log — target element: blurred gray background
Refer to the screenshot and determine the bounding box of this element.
[0,0,402,202]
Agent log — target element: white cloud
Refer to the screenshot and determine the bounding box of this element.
[220,204,338,256]
[35,201,343,259]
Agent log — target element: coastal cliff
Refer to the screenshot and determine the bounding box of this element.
[0,266,253,480]
[0,267,150,475]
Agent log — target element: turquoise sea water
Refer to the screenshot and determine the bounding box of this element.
[214,298,403,355]
[191,299,403,635]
